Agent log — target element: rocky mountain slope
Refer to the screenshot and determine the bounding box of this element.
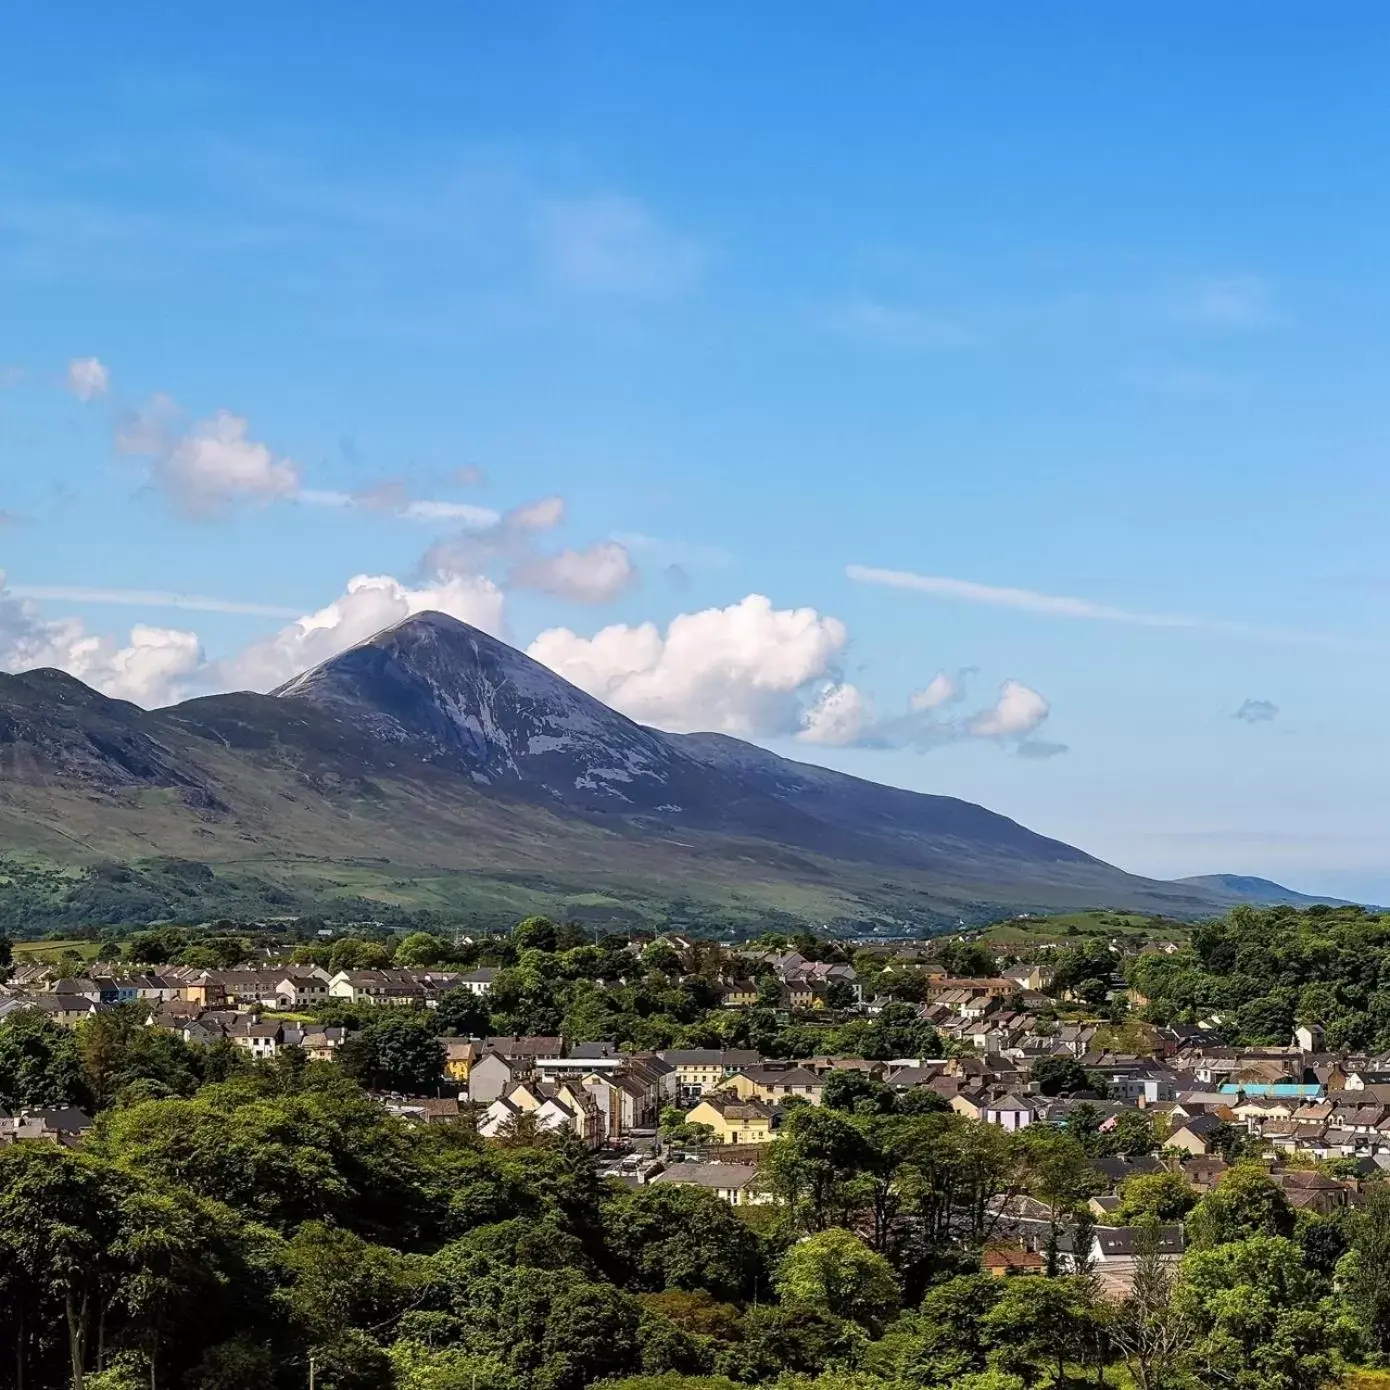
[0,611,1265,931]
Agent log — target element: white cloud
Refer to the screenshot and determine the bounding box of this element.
[534,195,704,299]
[400,499,500,527]
[528,594,850,737]
[847,564,1192,627]
[212,572,505,693]
[509,541,636,604]
[299,488,500,529]
[911,670,966,711]
[970,679,1050,739]
[66,356,110,402]
[9,584,300,617]
[0,572,202,706]
[121,407,300,517]
[846,562,1360,650]
[797,683,872,746]
[507,495,566,532]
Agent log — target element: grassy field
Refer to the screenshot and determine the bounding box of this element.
[978,909,1196,945]
[11,937,102,962]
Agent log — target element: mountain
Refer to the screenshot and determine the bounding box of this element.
[0,612,1249,932]
[1173,874,1360,908]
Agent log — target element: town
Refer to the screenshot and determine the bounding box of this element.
[2,905,1384,1308]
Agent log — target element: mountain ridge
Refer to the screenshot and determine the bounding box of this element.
[0,611,1316,931]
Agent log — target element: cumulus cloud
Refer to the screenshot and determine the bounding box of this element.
[423,495,634,604]
[118,403,300,517]
[528,594,850,737]
[1233,698,1279,724]
[911,669,969,711]
[509,541,636,604]
[529,595,1062,756]
[212,572,506,693]
[0,570,504,708]
[67,356,110,402]
[798,683,872,746]
[0,572,202,706]
[970,679,1050,739]
[799,671,1061,757]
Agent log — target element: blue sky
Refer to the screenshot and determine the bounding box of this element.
[1,4,1387,897]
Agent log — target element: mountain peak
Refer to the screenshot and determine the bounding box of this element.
[274,609,680,807]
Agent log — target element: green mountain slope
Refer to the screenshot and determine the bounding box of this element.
[0,615,1244,932]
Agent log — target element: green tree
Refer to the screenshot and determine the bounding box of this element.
[328,938,393,973]
[773,1227,899,1332]
[1114,1171,1198,1225]
[432,987,490,1038]
[1186,1165,1295,1248]
[1175,1235,1337,1390]
[79,1004,200,1108]
[1343,1181,1390,1355]
[0,1008,90,1109]
[394,933,450,968]
[603,1185,763,1302]
[1030,1056,1091,1097]
[982,1276,1095,1388]
[759,1106,872,1231]
[340,1013,446,1095]
[821,1069,895,1115]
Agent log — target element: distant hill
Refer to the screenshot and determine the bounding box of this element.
[0,612,1249,932]
[1173,874,1361,908]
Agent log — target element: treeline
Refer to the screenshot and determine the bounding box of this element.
[1127,903,1390,1048]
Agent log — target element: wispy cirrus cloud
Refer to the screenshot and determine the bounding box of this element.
[846,565,1194,627]
[846,564,1362,650]
[9,585,301,617]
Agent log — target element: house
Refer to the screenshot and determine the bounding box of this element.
[273,971,332,1009]
[980,1094,1036,1132]
[458,968,498,997]
[584,1070,659,1139]
[721,1065,825,1107]
[469,1051,528,1103]
[1272,1170,1359,1215]
[684,1095,777,1145]
[328,970,427,1007]
[651,1162,766,1205]
[229,1018,285,1059]
[719,980,759,1009]
[983,1246,1047,1277]
[300,1025,347,1061]
[26,995,101,1028]
[482,1035,564,1061]
[1167,1112,1227,1155]
[658,1049,763,1102]
[479,1079,604,1148]
[440,1038,479,1084]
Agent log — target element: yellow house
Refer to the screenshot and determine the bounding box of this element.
[719,980,758,1008]
[721,1066,824,1106]
[441,1039,478,1084]
[660,1049,762,1102]
[684,1095,777,1145]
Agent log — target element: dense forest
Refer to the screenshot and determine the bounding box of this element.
[1127,904,1390,1049]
